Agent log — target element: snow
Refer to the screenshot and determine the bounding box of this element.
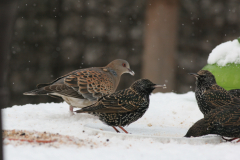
[207,39,240,66]
[3,92,240,160]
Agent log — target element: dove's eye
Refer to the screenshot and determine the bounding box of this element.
[122,63,126,67]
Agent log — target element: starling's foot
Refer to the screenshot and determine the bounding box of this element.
[112,126,120,133]
[222,137,238,142]
[119,126,128,134]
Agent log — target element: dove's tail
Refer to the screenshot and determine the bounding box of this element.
[23,88,49,96]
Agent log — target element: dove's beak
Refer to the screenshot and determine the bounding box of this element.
[128,68,135,76]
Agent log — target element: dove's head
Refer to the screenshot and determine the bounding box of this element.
[107,59,135,76]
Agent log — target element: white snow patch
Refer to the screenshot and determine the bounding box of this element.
[207,39,240,66]
[2,92,240,160]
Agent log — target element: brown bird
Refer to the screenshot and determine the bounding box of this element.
[189,70,240,116]
[23,59,135,113]
[75,79,165,134]
[184,105,240,142]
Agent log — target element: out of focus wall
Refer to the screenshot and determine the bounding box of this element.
[177,0,240,92]
[8,0,240,106]
[9,0,145,106]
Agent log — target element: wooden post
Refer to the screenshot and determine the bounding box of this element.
[0,1,17,159]
[143,0,179,92]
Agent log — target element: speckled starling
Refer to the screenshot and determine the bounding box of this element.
[189,70,240,116]
[23,59,134,113]
[228,89,240,99]
[75,79,165,133]
[184,105,240,141]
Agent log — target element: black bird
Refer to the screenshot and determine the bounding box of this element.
[189,70,240,116]
[228,89,240,99]
[75,79,165,134]
[184,105,240,142]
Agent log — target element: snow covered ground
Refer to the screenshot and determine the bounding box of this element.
[3,92,240,160]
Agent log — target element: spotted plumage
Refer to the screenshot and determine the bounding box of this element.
[184,105,240,141]
[228,89,240,99]
[75,79,165,133]
[189,70,240,116]
[23,59,135,113]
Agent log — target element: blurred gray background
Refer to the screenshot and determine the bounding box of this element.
[5,0,240,106]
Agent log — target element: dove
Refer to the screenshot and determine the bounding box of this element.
[24,59,135,113]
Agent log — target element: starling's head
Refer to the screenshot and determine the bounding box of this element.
[189,70,217,87]
[130,79,165,94]
[184,118,209,137]
[106,59,135,76]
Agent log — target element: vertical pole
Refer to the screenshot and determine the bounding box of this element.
[0,1,17,159]
[142,0,179,92]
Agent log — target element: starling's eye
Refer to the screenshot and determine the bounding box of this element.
[122,63,126,67]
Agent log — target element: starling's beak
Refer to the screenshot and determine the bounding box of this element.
[154,84,167,89]
[188,73,199,78]
[127,68,135,76]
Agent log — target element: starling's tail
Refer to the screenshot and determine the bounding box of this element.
[74,106,93,113]
[74,109,86,113]
[23,88,49,96]
[74,103,98,113]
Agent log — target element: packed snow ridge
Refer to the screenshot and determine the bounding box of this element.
[3,92,240,160]
[207,39,240,66]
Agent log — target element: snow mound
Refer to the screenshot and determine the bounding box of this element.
[84,123,222,145]
[207,39,240,66]
[3,92,240,160]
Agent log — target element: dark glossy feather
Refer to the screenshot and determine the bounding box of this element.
[75,79,163,128]
[185,105,240,138]
[191,70,240,116]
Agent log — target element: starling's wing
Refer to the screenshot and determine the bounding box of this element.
[203,85,240,108]
[206,106,240,129]
[76,89,145,113]
[205,106,227,125]
[229,89,240,99]
[100,89,145,113]
[219,106,240,126]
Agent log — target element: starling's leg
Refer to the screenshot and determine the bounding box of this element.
[119,126,128,134]
[222,137,238,142]
[112,126,120,133]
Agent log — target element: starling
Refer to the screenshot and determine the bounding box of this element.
[228,89,240,99]
[184,105,240,142]
[189,70,240,116]
[23,59,135,113]
[75,79,165,133]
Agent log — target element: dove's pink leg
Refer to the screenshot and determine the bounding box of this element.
[69,106,74,112]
